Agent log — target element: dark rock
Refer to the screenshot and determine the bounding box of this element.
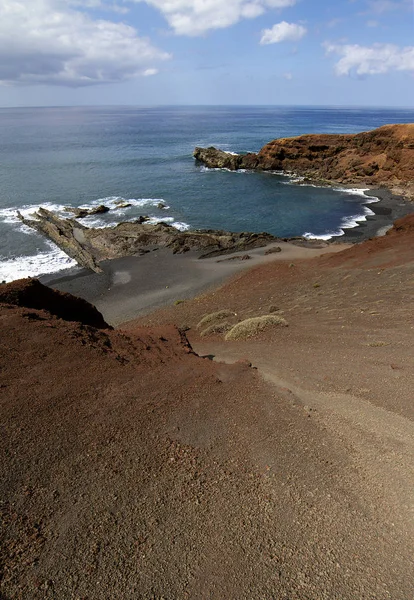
[114,201,132,209]
[17,209,102,273]
[194,147,242,170]
[19,208,279,272]
[264,246,282,255]
[135,216,150,224]
[65,205,110,219]
[0,278,110,329]
[217,254,251,262]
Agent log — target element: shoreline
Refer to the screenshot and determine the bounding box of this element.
[39,185,413,325]
[311,186,412,243]
[341,186,412,242]
[42,241,348,326]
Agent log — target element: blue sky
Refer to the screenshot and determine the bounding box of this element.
[0,0,413,106]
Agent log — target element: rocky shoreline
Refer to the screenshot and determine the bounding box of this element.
[193,123,414,201]
[18,186,412,274]
[16,123,414,275]
[18,208,282,273]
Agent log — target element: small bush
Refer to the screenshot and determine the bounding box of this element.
[225,315,288,341]
[197,310,235,330]
[174,299,185,305]
[200,322,232,337]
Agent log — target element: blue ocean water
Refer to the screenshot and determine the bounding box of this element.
[1,105,413,281]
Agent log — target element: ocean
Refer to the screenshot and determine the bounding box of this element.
[1,105,414,282]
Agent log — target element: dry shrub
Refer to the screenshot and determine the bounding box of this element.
[225,315,288,341]
[197,310,235,330]
[200,322,232,338]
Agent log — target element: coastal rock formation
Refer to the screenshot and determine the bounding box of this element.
[18,208,278,272]
[194,124,414,198]
[17,208,102,273]
[64,205,110,218]
[193,147,259,170]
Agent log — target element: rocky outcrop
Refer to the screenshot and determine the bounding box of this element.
[64,205,110,218]
[193,147,259,170]
[0,278,110,329]
[194,124,414,198]
[17,208,102,273]
[19,208,278,272]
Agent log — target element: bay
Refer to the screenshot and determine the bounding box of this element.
[1,105,413,281]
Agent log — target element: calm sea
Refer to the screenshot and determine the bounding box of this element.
[1,105,413,282]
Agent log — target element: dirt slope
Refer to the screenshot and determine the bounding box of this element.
[2,212,414,600]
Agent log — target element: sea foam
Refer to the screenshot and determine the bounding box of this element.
[0,242,77,283]
[0,195,191,282]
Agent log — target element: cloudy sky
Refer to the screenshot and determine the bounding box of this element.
[0,0,413,106]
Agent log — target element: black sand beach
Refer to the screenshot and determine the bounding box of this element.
[42,242,347,325]
[41,187,413,325]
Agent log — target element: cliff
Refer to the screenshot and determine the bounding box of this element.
[194,123,414,198]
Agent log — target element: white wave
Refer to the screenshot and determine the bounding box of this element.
[172,221,191,231]
[224,151,239,156]
[78,196,166,210]
[0,202,67,225]
[0,197,168,224]
[0,243,77,283]
[333,187,380,202]
[199,166,249,174]
[303,205,375,240]
[303,230,342,241]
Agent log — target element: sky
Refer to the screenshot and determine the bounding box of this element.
[0,0,413,107]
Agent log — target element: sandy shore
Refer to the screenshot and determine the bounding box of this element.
[42,241,347,325]
[41,186,413,325]
[338,187,412,241]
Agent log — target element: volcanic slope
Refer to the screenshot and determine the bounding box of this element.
[129,214,414,599]
[2,209,414,598]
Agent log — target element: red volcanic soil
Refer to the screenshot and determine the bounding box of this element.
[257,123,414,193]
[196,124,414,199]
[2,216,414,599]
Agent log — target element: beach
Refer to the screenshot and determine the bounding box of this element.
[42,240,349,325]
[40,184,413,325]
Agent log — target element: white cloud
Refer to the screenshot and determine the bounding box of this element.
[0,0,170,87]
[324,42,414,76]
[260,21,306,45]
[136,0,297,36]
[283,72,293,79]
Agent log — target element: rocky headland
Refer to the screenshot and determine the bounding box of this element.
[194,123,414,200]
